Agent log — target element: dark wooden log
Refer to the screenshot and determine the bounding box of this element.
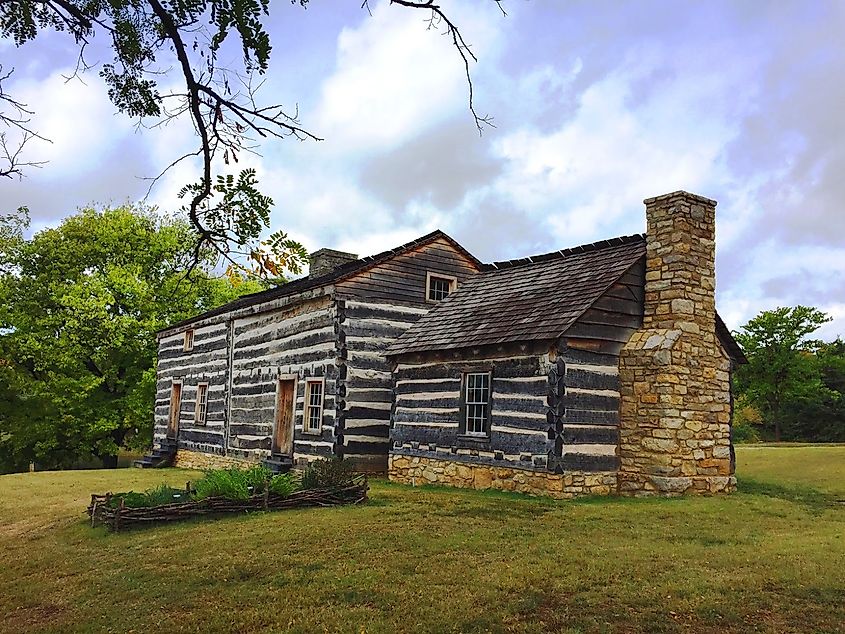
[565,368,620,391]
[561,425,619,445]
[563,391,619,411]
[562,408,619,426]
[341,424,390,438]
[491,377,547,397]
[560,345,620,366]
[561,453,619,472]
[346,355,393,372]
[344,406,392,421]
[393,410,458,424]
[394,379,461,395]
[396,357,540,381]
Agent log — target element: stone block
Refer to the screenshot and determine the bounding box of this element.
[649,476,692,494]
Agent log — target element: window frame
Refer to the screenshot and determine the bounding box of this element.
[303,378,325,435]
[194,382,209,425]
[459,370,493,438]
[183,329,194,352]
[425,271,457,303]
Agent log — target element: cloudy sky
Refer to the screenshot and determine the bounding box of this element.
[2,0,844,339]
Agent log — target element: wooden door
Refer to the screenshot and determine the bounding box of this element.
[167,382,182,439]
[273,379,296,455]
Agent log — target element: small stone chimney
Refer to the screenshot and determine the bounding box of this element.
[618,191,734,496]
[309,248,358,278]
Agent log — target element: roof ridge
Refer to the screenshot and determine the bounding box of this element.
[157,228,481,334]
[482,233,645,271]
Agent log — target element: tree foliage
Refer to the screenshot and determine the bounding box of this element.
[733,306,844,442]
[0,0,496,278]
[0,205,263,472]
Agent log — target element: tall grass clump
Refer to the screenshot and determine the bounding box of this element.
[268,472,301,497]
[193,465,271,501]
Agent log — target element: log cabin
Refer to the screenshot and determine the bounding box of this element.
[386,191,746,497]
[149,189,745,497]
[150,231,481,472]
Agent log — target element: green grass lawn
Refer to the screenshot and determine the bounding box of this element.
[1,446,843,634]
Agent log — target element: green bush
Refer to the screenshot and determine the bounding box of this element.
[301,458,356,489]
[733,399,763,443]
[269,472,301,497]
[733,419,761,443]
[108,485,190,508]
[193,465,271,501]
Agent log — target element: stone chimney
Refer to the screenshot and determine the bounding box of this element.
[642,191,716,331]
[618,191,734,496]
[309,248,358,278]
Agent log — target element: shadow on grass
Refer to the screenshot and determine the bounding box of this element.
[737,477,839,512]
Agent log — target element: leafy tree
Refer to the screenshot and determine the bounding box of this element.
[0,205,263,472]
[733,306,831,442]
[781,339,845,442]
[0,0,496,278]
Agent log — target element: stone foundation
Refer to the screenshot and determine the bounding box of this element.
[388,455,617,499]
[173,449,253,471]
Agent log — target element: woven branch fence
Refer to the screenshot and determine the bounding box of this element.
[88,475,368,531]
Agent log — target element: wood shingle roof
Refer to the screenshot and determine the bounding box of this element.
[387,235,647,355]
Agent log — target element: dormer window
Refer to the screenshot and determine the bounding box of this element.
[426,272,457,302]
[183,329,194,351]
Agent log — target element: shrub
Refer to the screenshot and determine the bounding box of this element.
[108,485,190,508]
[269,472,301,497]
[301,458,356,489]
[733,419,761,443]
[733,399,763,443]
[193,465,271,501]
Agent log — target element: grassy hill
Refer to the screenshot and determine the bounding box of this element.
[1,446,843,634]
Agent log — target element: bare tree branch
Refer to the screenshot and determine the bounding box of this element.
[0,65,51,178]
[389,0,495,133]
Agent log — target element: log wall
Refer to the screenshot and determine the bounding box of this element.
[334,236,481,471]
[389,258,645,478]
[228,295,338,463]
[391,342,555,471]
[551,258,644,473]
[154,235,480,472]
[154,321,229,451]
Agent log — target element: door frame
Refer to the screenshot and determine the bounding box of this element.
[272,375,297,456]
[167,380,182,439]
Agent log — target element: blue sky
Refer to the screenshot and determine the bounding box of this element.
[1,0,844,338]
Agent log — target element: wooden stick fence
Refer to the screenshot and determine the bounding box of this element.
[88,475,368,531]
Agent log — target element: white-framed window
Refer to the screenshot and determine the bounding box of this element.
[304,379,324,434]
[183,329,194,351]
[194,382,208,425]
[463,372,491,436]
[426,271,457,302]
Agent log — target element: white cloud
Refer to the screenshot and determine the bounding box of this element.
[489,42,759,245]
[314,0,499,154]
[8,71,135,177]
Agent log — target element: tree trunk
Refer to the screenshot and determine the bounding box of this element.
[774,419,781,443]
[101,454,119,469]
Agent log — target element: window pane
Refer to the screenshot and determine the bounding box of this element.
[196,384,208,424]
[428,276,452,301]
[306,381,323,431]
[464,373,490,434]
[308,406,321,431]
